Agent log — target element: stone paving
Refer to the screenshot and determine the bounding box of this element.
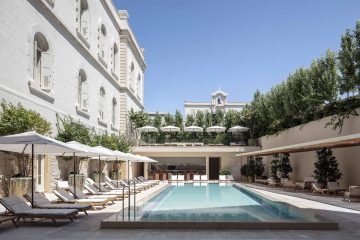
[1,183,360,239]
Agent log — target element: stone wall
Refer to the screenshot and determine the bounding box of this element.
[259,108,360,188]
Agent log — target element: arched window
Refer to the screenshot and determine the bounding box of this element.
[217,97,222,104]
[77,0,89,40]
[137,74,141,98]
[129,62,135,89]
[99,24,107,60]
[78,70,88,110]
[33,32,51,90]
[112,98,117,125]
[112,43,119,74]
[99,87,105,120]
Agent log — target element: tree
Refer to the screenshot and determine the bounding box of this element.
[152,112,162,129]
[128,109,150,134]
[247,156,265,178]
[173,110,183,129]
[270,156,280,178]
[314,148,342,185]
[278,153,292,178]
[338,29,356,96]
[195,111,205,127]
[56,115,94,145]
[0,101,52,177]
[204,111,212,128]
[212,109,224,126]
[164,113,174,126]
[353,21,360,93]
[185,114,195,127]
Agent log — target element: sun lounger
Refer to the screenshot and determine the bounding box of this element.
[69,186,118,202]
[267,177,280,187]
[119,180,144,192]
[327,182,345,195]
[193,175,201,181]
[295,177,315,190]
[200,175,208,181]
[138,176,160,185]
[24,192,91,215]
[344,185,360,202]
[177,175,185,181]
[170,174,178,182]
[226,175,234,182]
[311,183,328,195]
[131,177,153,188]
[282,180,297,189]
[0,215,18,228]
[219,175,227,182]
[53,189,109,208]
[0,196,78,224]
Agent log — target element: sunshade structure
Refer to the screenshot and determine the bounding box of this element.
[184,126,203,133]
[184,126,204,143]
[206,126,226,133]
[92,146,115,190]
[236,133,360,157]
[228,126,249,133]
[137,126,158,143]
[64,141,111,197]
[0,132,85,207]
[160,126,180,144]
[127,154,157,182]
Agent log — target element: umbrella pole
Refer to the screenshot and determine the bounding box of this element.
[116,159,119,188]
[127,160,130,183]
[98,156,101,192]
[73,152,76,199]
[31,144,34,208]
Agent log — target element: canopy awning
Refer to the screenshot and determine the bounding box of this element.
[236,133,360,157]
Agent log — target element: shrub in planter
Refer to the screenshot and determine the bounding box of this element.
[241,164,248,177]
[270,156,280,179]
[219,167,231,176]
[314,148,342,185]
[278,153,293,178]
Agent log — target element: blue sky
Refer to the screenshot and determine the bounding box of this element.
[113,0,360,114]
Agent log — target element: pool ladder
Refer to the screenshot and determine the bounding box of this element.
[122,179,136,221]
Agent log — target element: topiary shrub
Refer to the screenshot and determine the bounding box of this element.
[219,167,231,175]
[314,148,342,185]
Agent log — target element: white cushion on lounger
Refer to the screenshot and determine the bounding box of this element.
[219,175,226,181]
[200,175,208,181]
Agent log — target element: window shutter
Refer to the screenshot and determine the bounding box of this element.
[33,40,38,80]
[81,80,88,110]
[81,11,89,39]
[40,52,51,90]
[76,0,81,32]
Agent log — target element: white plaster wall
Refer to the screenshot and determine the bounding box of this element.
[259,109,360,188]
[0,0,121,135]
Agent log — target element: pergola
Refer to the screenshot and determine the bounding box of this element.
[236,133,360,157]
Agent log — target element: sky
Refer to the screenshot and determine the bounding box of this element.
[113,0,360,114]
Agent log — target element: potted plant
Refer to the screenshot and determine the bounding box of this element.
[219,167,231,176]
[0,102,51,197]
[241,164,250,181]
[314,148,342,187]
[270,156,280,182]
[278,153,292,184]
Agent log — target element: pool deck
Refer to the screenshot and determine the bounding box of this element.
[0,182,360,239]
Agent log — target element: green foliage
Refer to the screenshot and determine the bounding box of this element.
[212,109,224,126]
[246,156,265,178]
[314,148,342,184]
[241,164,249,176]
[219,167,231,175]
[56,115,93,144]
[270,157,280,178]
[164,113,174,126]
[173,110,183,129]
[195,111,205,127]
[0,101,52,177]
[185,114,195,127]
[0,101,51,136]
[152,112,162,129]
[278,153,292,178]
[128,109,150,134]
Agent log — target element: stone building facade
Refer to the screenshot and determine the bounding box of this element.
[0,0,145,195]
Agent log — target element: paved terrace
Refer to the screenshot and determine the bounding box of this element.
[0,182,360,240]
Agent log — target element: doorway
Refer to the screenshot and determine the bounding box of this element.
[209,157,220,180]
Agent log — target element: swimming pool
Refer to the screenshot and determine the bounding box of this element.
[101,183,338,229]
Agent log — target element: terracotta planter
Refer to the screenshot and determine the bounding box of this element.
[68,174,85,190]
[9,177,33,197]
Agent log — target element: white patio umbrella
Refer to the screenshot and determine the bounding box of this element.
[0,132,85,207]
[184,126,203,132]
[228,126,249,132]
[228,126,249,144]
[206,126,226,133]
[160,126,180,144]
[64,141,110,197]
[184,126,203,143]
[92,146,115,191]
[137,126,158,143]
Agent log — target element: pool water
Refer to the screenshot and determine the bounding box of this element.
[134,183,323,222]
